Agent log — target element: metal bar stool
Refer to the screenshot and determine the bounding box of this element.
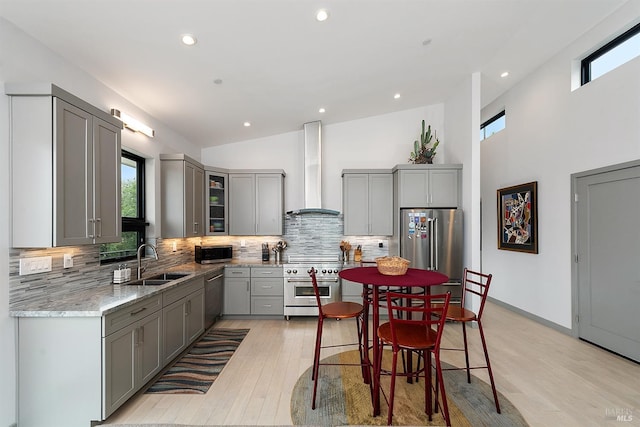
[376,291,452,426]
[309,268,370,410]
[441,268,501,413]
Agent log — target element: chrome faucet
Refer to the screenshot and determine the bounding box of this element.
[137,243,159,279]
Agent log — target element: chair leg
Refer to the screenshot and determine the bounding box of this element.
[387,349,399,426]
[434,352,451,427]
[424,349,432,420]
[462,321,471,383]
[357,312,371,384]
[477,320,501,413]
[311,317,324,410]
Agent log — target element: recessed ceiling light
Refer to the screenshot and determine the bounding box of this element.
[181,34,197,46]
[316,9,329,22]
[213,79,223,85]
[394,93,401,99]
[319,108,326,113]
[422,39,432,46]
[501,71,509,78]
[243,122,251,127]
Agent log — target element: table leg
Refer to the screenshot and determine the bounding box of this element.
[372,286,381,416]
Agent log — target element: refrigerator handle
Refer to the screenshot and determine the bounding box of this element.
[430,217,438,270]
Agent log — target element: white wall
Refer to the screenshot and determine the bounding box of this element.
[202,105,445,213]
[0,18,204,426]
[481,3,640,328]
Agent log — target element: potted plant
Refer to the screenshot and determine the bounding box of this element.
[409,120,440,164]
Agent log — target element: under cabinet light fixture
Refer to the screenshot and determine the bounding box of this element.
[111,109,155,138]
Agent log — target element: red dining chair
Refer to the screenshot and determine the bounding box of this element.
[309,268,370,410]
[376,291,451,426]
[442,268,501,413]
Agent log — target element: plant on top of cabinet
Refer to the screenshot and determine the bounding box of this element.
[409,120,440,164]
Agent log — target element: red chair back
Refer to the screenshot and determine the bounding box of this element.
[309,268,324,317]
[385,291,451,350]
[461,268,493,319]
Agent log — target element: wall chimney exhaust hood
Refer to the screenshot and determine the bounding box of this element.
[286,121,339,216]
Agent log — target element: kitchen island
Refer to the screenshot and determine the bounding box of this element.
[10,262,227,427]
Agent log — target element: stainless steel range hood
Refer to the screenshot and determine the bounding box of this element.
[286,121,340,215]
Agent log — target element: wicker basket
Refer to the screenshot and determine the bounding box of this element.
[375,256,410,276]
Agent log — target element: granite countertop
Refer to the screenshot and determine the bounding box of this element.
[10,262,227,318]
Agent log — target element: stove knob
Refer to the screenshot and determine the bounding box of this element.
[333,269,339,274]
[286,269,291,274]
[322,269,327,274]
[307,268,312,274]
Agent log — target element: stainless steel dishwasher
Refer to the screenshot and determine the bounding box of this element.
[205,269,224,328]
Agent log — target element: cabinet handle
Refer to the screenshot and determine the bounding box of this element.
[88,218,95,238]
[207,274,223,282]
[139,326,144,344]
[263,304,272,308]
[186,300,191,316]
[262,285,273,289]
[130,307,147,315]
[95,218,102,238]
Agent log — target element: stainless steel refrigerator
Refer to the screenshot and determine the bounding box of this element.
[400,208,463,283]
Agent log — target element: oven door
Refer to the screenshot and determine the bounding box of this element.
[284,278,340,313]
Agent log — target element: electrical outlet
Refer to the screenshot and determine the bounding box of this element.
[240,239,246,247]
[378,240,384,248]
[172,241,177,252]
[19,256,52,275]
[63,253,73,268]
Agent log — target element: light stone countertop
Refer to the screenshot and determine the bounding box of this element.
[10,261,234,318]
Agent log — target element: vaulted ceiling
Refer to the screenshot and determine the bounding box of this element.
[0,0,629,147]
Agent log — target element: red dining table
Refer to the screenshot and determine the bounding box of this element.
[339,266,449,417]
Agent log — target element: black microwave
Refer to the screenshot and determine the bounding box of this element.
[195,245,233,264]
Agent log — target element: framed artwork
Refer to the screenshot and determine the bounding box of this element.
[497,181,538,253]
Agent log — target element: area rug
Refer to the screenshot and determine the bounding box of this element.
[291,350,528,426]
[145,328,249,394]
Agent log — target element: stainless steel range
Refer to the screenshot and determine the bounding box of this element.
[283,255,342,319]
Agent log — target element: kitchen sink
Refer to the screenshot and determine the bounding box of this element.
[124,279,171,286]
[147,272,190,281]
[121,272,189,286]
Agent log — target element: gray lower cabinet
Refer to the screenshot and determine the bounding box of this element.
[163,277,205,364]
[224,266,283,316]
[251,267,284,315]
[16,277,207,427]
[224,267,251,315]
[103,296,163,418]
[341,278,364,304]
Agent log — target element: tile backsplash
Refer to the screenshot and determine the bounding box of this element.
[8,213,390,308]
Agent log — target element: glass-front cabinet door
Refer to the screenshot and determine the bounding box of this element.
[206,170,228,235]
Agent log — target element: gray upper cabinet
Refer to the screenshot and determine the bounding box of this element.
[6,84,122,247]
[393,164,462,208]
[160,154,205,238]
[342,170,393,236]
[206,168,229,235]
[229,171,285,236]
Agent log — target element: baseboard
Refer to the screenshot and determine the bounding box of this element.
[487,296,573,336]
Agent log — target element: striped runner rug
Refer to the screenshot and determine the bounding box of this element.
[145,328,249,394]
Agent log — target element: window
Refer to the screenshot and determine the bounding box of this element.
[100,151,146,263]
[581,22,640,85]
[480,110,505,141]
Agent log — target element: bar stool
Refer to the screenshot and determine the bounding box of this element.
[376,291,451,426]
[309,268,370,410]
[442,268,501,413]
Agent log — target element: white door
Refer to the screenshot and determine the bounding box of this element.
[575,164,640,362]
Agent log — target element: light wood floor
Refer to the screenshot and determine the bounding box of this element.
[104,302,640,426]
